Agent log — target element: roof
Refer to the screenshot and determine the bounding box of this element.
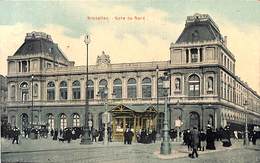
[176,14,222,44]
[13,31,69,62]
[109,104,157,113]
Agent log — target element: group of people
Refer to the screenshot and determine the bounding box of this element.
[136,128,157,144]
[183,126,232,159]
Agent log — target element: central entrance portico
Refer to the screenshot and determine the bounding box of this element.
[109,104,158,142]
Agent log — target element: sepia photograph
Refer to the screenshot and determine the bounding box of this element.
[0,0,260,163]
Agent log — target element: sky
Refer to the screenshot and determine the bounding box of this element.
[0,0,259,93]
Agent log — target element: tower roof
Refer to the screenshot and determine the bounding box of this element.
[175,13,223,44]
[13,31,69,62]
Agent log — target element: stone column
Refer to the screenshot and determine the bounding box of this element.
[152,75,156,99]
[94,77,98,100]
[197,48,200,62]
[122,76,127,99]
[80,78,85,100]
[188,48,191,63]
[55,80,59,101]
[67,79,72,100]
[108,77,113,99]
[137,75,141,99]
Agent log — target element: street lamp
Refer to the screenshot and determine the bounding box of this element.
[97,86,112,145]
[102,86,109,145]
[243,100,249,146]
[31,74,34,128]
[174,100,183,142]
[160,72,171,155]
[81,33,92,144]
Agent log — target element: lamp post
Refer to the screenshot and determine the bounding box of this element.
[175,100,183,142]
[156,65,159,133]
[81,33,92,144]
[31,74,34,128]
[244,100,249,146]
[103,86,109,145]
[160,72,171,155]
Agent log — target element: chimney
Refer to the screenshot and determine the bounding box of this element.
[224,36,227,46]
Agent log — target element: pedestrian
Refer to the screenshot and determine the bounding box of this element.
[151,129,157,143]
[92,128,98,142]
[189,127,199,158]
[199,130,206,151]
[53,129,58,140]
[12,127,20,144]
[252,131,257,145]
[67,128,72,143]
[186,129,192,151]
[50,129,54,137]
[206,126,216,150]
[127,128,134,144]
[222,126,232,147]
[124,128,128,144]
[98,128,104,142]
[108,127,112,142]
[234,131,238,139]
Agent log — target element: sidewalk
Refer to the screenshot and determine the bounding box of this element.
[1,137,126,153]
[154,139,245,159]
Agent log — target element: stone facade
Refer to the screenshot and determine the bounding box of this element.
[0,74,8,124]
[6,14,260,134]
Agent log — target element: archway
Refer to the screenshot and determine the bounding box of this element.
[189,112,200,129]
[21,113,29,130]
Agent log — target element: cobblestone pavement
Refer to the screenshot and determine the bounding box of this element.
[1,138,260,163]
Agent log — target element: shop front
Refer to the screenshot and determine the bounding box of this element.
[109,104,157,142]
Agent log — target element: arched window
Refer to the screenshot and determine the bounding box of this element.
[47,114,54,130]
[127,78,136,98]
[87,80,94,99]
[72,80,81,99]
[207,77,213,91]
[10,85,16,100]
[60,113,67,129]
[72,113,80,127]
[99,79,108,98]
[142,77,152,98]
[20,82,29,102]
[113,79,122,98]
[60,81,67,100]
[10,115,16,127]
[33,83,38,97]
[188,75,200,96]
[47,81,55,100]
[157,78,164,97]
[208,114,214,127]
[21,113,29,130]
[175,78,181,91]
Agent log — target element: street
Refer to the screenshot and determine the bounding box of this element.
[1,138,260,163]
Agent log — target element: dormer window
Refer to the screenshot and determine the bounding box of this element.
[191,49,198,63]
[191,30,199,42]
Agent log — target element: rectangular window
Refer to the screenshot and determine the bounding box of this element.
[186,50,189,63]
[200,48,203,62]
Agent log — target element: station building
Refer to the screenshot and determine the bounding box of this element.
[6,13,260,140]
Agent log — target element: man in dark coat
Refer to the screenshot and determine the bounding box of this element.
[124,129,129,144]
[67,128,72,143]
[127,129,134,144]
[53,129,58,140]
[190,127,200,158]
[12,127,20,144]
[206,127,216,150]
